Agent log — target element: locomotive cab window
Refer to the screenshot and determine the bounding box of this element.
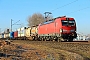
[68,20,75,26]
[62,20,68,26]
[62,20,75,26]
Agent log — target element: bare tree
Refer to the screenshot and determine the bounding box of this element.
[27,13,45,27]
[27,13,53,27]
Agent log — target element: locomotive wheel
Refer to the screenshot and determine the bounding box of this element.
[57,39,62,42]
[64,39,68,42]
[69,39,73,42]
[68,38,73,42]
[57,39,60,42]
[52,40,55,42]
[41,38,44,41]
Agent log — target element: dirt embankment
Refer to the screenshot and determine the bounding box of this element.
[0,40,90,60]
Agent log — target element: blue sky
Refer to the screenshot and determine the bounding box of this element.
[0,0,90,35]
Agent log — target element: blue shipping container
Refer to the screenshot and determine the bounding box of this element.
[2,33,4,38]
[10,32,14,38]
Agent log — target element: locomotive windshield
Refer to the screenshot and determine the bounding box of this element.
[62,20,75,26]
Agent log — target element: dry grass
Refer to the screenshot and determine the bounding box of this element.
[13,40,90,60]
[0,40,90,60]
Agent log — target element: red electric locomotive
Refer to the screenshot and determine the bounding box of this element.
[38,16,77,41]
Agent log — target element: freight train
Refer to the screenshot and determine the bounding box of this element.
[0,16,77,42]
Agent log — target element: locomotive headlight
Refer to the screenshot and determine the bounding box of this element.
[63,29,67,32]
[60,29,62,33]
[70,30,74,32]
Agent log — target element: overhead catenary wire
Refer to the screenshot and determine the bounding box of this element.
[51,0,78,12]
[66,7,90,15]
[49,0,90,16]
[12,20,20,25]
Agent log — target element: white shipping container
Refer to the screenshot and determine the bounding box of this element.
[0,34,2,38]
[4,33,9,38]
[17,28,21,37]
[21,27,26,37]
[17,27,26,37]
[31,26,38,36]
[26,27,31,37]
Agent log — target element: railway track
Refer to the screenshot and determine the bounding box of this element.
[24,39,90,44]
[7,39,90,46]
[61,40,90,44]
[0,39,90,44]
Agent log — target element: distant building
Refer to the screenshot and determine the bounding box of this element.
[87,34,90,38]
[74,33,87,40]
